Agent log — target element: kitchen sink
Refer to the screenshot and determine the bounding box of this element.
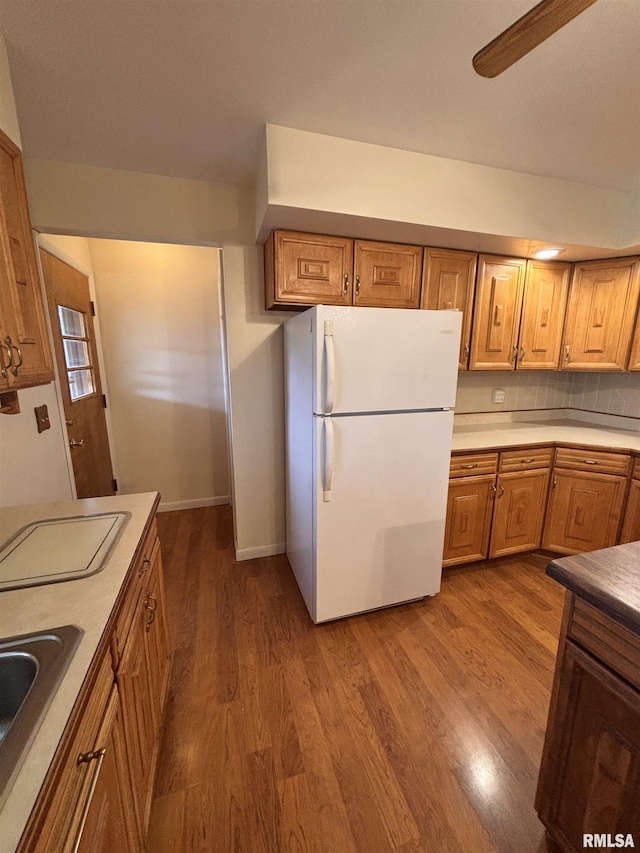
[0,625,83,808]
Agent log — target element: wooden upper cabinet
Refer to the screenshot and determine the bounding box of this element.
[469,255,527,370]
[628,302,640,372]
[353,240,422,308]
[265,230,353,309]
[561,257,640,371]
[421,248,477,369]
[0,129,53,388]
[518,260,571,370]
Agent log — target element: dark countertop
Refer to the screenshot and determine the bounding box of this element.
[547,541,640,637]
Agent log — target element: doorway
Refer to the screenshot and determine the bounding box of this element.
[40,249,115,498]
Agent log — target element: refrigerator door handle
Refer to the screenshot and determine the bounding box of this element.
[324,320,335,414]
[323,418,334,502]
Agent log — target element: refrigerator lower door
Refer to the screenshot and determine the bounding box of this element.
[313,410,453,622]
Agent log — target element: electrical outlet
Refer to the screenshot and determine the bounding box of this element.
[492,388,506,405]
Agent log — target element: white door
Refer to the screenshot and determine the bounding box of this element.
[313,409,453,622]
[313,305,461,415]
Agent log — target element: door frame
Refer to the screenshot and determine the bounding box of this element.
[35,232,118,499]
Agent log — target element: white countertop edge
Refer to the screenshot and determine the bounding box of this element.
[0,492,159,853]
[452,409,640,452]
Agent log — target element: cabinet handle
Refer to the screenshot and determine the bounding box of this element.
[490,482,497,499]
[511,344,518,363]
[0,340,12,379]
[8,338,23,376]
[69,438,85,448]
[139,558,151,576]
[519,345,525,362]
[565,345,571,363]
[73,747,107,853]
[355,275,361,296]
[552,476,557,490]
[460,463,477,469]
[579,459,598,465]
[464,343,470,364]
[145,593,157,631]
[343,273,349,296]
[521,458,535,463]
[498,482,504,498]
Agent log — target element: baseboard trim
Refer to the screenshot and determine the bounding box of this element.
[158,496,230,513]
[235,543,286,562]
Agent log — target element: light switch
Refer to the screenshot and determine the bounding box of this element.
[34,404,51,433]
[492,388,506,405]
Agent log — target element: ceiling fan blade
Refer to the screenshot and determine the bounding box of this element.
[473,0,599,78]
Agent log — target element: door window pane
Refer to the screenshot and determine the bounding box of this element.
[58,305,86,338]
[68,369,95,401]
[63,339,90,369]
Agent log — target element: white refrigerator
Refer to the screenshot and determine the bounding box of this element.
[285,305,462,623]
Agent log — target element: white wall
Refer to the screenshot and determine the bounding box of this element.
[258,126,638,258]
[0,34,72,508]
[87,239,229,511]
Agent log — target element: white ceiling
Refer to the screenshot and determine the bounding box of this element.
[0,0,639,193]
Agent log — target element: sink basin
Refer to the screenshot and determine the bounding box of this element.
[0,625,83,807]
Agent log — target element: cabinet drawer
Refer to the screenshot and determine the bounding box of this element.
[633,456,640,480]
[499,446,553,472]
[554,446,631,476]
[449,452,498,478]
[568,598,640,692]
[111,519,159,664]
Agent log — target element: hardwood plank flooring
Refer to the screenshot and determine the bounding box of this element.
[147,506,563,853]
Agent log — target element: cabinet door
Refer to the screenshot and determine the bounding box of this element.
[543,470,627,555]
[143,538,171,728]
[353,240,422,308]
[117,590,158,845]
[517,260,570,369]
[619,479,640,544]
[442,474,495,567]
[629,312,640,371]
[489,470,550,558]
[469,255,526,370]
[0,130,54,387]
[562,258,640,371]
[421,248,477,369]
[76,686,141,853]
[265,231,353,308]
[536,641,640,851]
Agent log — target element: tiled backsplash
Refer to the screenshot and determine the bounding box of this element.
[455,371,640,420]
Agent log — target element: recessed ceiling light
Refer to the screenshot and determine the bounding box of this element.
[534,248,563,260]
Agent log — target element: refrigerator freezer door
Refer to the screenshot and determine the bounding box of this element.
[313,305,461,414]
[313,410,453,622]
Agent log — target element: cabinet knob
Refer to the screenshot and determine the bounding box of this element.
[343,273,349,296]
[355,275,361,296]
[69,438,85,448]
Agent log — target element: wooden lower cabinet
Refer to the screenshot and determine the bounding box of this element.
[76,686,140,853]
[489,470,550,558]
[543,469,627,555]
[536,599,640,850]
[21,653,140,853]
[116,535,170,844]
[442,474,495,566]
[17,508,170,853]
[619,478,640,544]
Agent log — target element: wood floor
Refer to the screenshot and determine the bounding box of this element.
[147,505,564,853]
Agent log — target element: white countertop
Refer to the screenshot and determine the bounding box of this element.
[452,409,640,453]
[0,492,158,853]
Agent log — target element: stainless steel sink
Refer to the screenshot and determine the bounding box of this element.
[0,625,83,807]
